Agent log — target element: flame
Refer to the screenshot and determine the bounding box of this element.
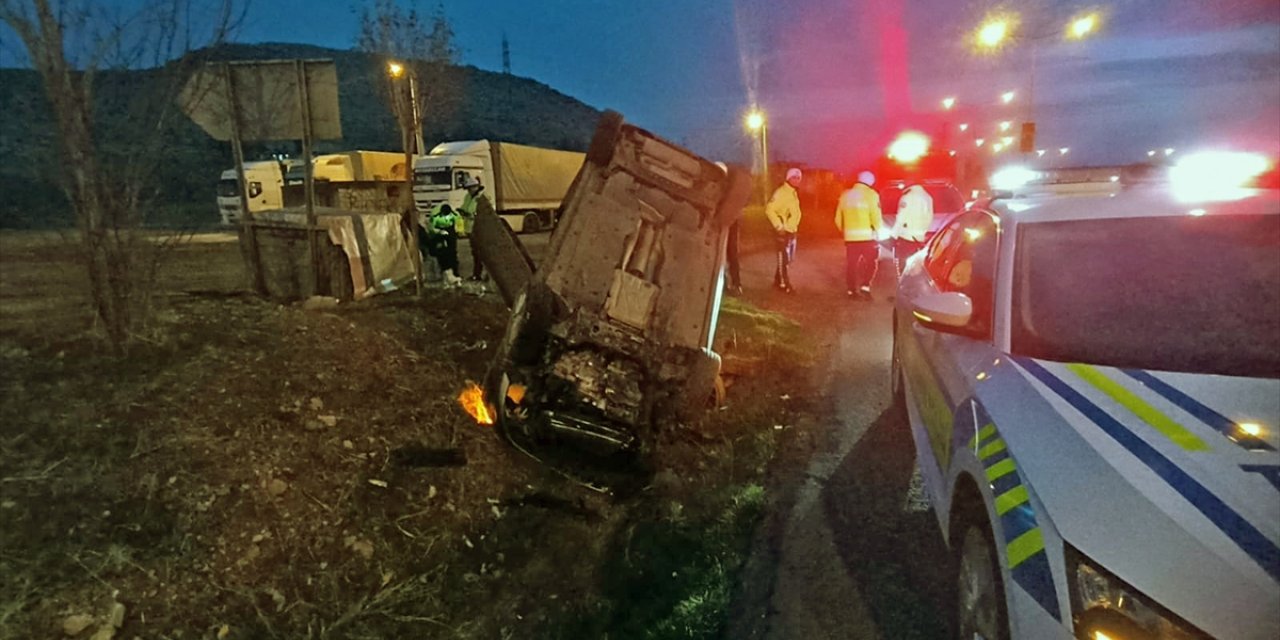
[457,382,494,425]
[506,384,526,405]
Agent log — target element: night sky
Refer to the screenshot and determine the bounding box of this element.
[8,0,1280,169]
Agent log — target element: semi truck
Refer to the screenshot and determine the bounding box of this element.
[216,159,297,225]
[413,141,585,234]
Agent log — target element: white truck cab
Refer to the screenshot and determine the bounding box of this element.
[216,160,293,225]
[413,140,584,234]
[412,146,490,218]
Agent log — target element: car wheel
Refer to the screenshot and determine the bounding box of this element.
[522,212,541,234]
[955,519,1009,640]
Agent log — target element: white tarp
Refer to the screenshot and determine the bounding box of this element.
[254,208,415,299]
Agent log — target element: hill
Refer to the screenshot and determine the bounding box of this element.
[0,42,603,228]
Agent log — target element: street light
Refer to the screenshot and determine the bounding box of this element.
[999,121,1012,132]
[974,14,1016,52]
[745,108,769,196]
[1036,149,1047,157]
[975,138,986,147]
[1148,150,1158,157]
[1001,91,1016,104]
[992,142,1007,153]
[386,60,424,155]
[1164,148,1175,156]
[958,123,970,132]
[1059,147,1070,155]
[1066,12,1101,41]
[942,96,957,110]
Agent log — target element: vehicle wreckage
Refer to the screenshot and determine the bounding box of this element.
[471,111,752,461]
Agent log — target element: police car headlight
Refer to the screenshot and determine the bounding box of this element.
[1070,551,1205,640]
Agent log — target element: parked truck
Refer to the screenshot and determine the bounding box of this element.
[413,141,585,234]
[216,159,298,225]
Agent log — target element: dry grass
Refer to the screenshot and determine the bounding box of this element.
[0,230,815,639]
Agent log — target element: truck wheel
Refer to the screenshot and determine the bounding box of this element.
[586,110,625,167]
[522,212,542,234]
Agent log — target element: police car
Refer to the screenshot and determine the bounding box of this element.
[891,152,1280,639]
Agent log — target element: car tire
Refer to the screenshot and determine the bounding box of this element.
[522,212,541,234]
[953,513,1010,640]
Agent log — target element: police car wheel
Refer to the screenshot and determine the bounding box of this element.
[955,521,1009,640]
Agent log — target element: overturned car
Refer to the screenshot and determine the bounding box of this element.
[473,112,752,460]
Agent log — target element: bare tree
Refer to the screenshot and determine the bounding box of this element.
[357,0,459,159]
[0,0,239,353]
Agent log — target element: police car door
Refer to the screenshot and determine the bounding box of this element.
[904,210,1001,503]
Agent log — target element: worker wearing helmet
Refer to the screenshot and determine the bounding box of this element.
[457,177,488,281]
[765,168,803,293]
[835,171,882,300]
[892,182,934,275]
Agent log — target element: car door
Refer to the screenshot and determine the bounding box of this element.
[899,210,1001,497]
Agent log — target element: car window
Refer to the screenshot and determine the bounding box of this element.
[455,171,472,189]
[1012,215,1280,378]
[248,182,263,198]
[924,210,999,337]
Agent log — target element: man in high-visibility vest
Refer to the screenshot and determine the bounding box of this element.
[892,182,934,276]
[426,203,463,287]
[834,171,882,300]
[457,177,488,281]
[765,168,803,293]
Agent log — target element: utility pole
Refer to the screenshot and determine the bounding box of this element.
[502,33,511,75]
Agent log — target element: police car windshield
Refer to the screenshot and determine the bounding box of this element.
[1011,214,1280,378]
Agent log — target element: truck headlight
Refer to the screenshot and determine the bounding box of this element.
[1069,550,1206,640]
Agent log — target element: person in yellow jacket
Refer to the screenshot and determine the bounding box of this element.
[765,168,803,293]
[834,171,882,300]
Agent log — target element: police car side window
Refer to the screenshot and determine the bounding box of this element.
[938,211,999,337]
[924,222,963,282]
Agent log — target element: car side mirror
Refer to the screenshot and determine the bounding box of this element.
[912,291,973,329]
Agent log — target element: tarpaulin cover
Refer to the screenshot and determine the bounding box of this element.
[491,142,584,210]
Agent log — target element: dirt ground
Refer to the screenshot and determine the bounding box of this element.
[0,228,817,639]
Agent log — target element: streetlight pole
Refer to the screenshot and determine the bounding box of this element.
[408,74,425,156]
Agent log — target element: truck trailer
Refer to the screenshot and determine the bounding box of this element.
[413,141,584,233]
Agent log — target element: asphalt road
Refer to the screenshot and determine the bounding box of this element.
[733,233,955,640]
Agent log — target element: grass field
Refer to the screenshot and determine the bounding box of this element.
[0,229,815,639]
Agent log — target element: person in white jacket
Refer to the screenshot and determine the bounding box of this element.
[892,183,934,275]
[765,168,803,293]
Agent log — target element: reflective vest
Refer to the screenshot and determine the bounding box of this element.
[765,184,802,233]
[834,182,882,242]
[893,185,934,242]
[429,204,457,235]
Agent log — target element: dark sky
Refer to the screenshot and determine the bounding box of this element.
[7,0,1279,169]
